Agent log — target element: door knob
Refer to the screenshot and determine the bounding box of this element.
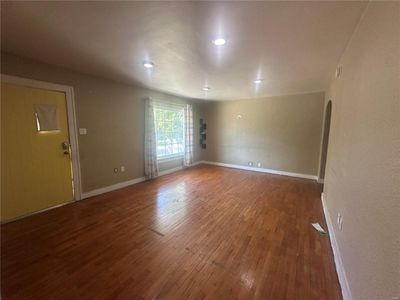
[61,141,71,155]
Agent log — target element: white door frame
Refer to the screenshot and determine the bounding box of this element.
[1,74,82,201]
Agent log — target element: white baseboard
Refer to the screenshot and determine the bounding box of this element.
[200,161,318,181]
[82,177,146,199]
[5,162,202,222]
[158,161,202,177]
[321,192,352,300]
[82,161,203,199]
[80,160,315,201]
[158,166,184,176]
[317,178,325,183]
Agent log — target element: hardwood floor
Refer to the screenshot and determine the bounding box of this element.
[1,165,341,300]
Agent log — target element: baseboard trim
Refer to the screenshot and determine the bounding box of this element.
[3,162,202,223]
[200,161,318,180]
[82,161,203,199]
[158,166,184,176]
[82,177,146,199]
[321,192,352,300]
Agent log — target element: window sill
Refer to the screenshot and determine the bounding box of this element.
[157,154,184,162]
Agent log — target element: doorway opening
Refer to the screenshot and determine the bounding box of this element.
[319,101,332,183]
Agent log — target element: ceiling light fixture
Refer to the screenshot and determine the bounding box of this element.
[254,78,264,84]
[143,61,154,69]
[212,38,226,46]
[202,86,211,91]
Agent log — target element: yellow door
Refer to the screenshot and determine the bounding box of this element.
[1,82,74,222]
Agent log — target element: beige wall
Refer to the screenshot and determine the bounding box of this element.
[324,2,400,299]
[1,53,202,193]
[200,92,325,176]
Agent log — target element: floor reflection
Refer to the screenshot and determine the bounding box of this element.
[155,181,188,231]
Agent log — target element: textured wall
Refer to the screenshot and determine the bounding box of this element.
[200,92,325,176]
[324,2,400,299]
[1,53,202,192]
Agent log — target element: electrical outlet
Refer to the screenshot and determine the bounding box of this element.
[248,161,253,166]
[120,166,125,172]
[113,168,119,173]
[335,66,342,78]
[339,217,343,230]
[257,162,262,167]
[337,213,343,230]
[78,128,88,135]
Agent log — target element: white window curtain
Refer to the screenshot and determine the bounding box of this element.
[144,98,159,179]
[184,104,194,166]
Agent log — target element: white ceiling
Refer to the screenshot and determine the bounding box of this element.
[1,1,367,100]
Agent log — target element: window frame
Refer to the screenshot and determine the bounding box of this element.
[153,103,185,161]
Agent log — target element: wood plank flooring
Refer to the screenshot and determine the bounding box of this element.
[1,165,341,299]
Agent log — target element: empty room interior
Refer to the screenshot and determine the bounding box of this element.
[1,1,399,299]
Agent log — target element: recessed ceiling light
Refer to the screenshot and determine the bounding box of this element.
[212,38,226,46]
[143,61,154,69]
[254,78,264,84]
[202,86,211,91]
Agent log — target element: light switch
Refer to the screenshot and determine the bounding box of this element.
[79,128,87,135]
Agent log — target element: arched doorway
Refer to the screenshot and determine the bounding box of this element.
[319,101,332,183]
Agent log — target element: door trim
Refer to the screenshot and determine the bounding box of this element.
[1,74,82,201]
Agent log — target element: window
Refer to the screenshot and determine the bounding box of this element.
[154,106,184,159]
